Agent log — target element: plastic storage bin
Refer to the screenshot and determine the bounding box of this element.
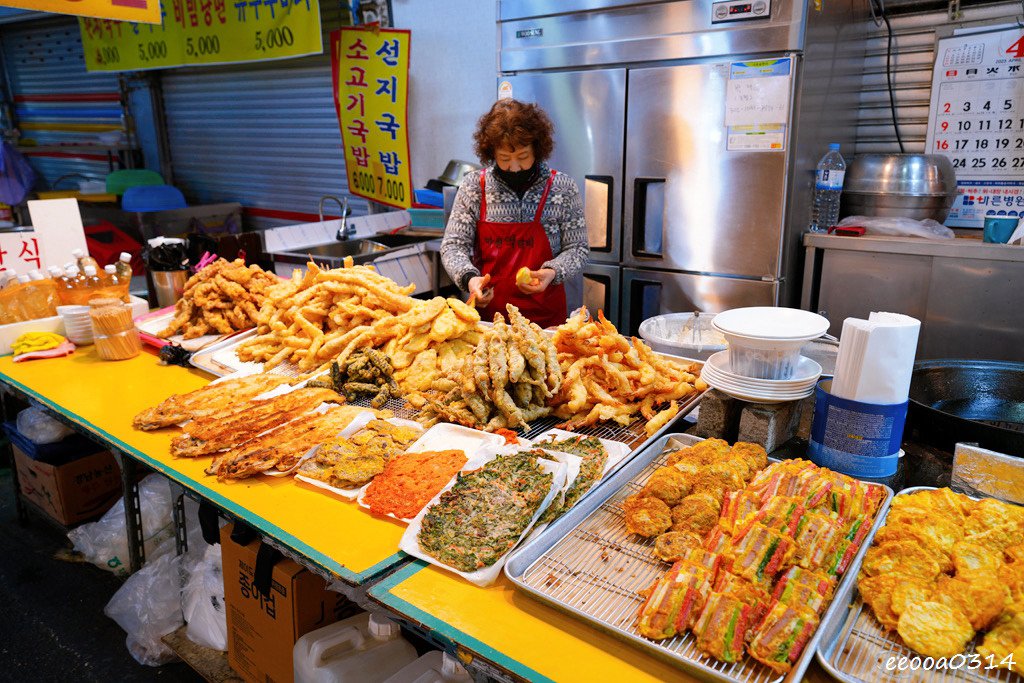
[293,612,417,683]
[407,208,445,229]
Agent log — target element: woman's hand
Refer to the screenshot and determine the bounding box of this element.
[517,268,556,295]
[468,275,494,307]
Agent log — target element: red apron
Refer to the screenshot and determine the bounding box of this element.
[476,169,567,329]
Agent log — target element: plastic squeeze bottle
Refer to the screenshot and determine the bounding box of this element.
[73,248,99,273]
[115,252,133,281]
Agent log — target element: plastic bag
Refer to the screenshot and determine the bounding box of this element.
[104,551,184,666]
[181,543,227,651]
[16,406,73,445]
[0,141,36,206]
[67,474,176,577]
[837,215,955,239]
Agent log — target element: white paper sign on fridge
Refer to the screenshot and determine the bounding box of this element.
[23,198,89,271]
[725,58,792,128]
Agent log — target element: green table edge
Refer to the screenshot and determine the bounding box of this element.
[0,367,407,585]
[369,561,556,683]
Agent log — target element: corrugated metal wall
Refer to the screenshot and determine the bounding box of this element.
[857,1,1022,153]
[0,16,127,188]
[160,3,363,229]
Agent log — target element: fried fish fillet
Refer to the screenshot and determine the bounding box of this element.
[209,405,367,479]
[171,387,338,457]
[132,373,291,430]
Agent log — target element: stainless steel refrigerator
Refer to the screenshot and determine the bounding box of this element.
[498,0,868,334]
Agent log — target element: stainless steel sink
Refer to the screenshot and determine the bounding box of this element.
[269,233,439,270]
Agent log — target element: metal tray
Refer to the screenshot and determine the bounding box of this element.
[817,486,1022,683]
[505,433,893,683]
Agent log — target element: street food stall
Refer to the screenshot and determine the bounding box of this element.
[0,0,1024,682]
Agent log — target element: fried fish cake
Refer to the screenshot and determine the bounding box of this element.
[654,531,704,563]
[671,493,721,537]
[934,570,1008,631]
[978,613,1024,666]
[641,467,691,507]
[861,540,942,580]
[967,522,1024,554]
[729,442,768,476]
[897,601,974,659]
[623,494,673,537]
[857,573,904,631]
[890,578,936,617]
[966,498,1024,537]
[952,541,1003,574]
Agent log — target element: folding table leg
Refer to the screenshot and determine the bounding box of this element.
[171,483,188,556]
[120,455,146,573]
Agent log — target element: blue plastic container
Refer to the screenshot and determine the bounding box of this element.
[122,184,187,213]
[413,189,444,207]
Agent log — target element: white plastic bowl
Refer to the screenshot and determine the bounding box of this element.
[638,312,727,361]
[712,307,829,340]
[712,307,829,379]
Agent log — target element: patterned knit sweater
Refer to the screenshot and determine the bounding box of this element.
[440,162,589,291]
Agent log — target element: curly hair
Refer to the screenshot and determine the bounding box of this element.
[472,99,555,165]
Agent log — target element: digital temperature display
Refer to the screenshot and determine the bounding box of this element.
[730,3,752,13]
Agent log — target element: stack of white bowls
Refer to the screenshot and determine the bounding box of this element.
[699,307,829,403]
[57,305,94,345]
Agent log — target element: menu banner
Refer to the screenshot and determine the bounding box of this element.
[4,0,160,25]
[79,0,322,72]
[333,25,412,209]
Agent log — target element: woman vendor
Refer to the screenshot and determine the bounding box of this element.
[440,99,589,329]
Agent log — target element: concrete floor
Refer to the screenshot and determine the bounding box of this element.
[0,467,202,682]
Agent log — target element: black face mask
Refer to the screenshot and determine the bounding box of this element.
[494,164,540,197]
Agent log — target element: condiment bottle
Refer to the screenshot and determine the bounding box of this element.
[73,248,99,273]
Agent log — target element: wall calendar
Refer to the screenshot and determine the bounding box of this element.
[926,26,1024,228]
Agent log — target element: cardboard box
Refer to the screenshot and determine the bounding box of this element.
[12,446,120,526]
[222,523,345,683]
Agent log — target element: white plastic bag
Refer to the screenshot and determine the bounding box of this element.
[16,406,73,445]
[67,474,176,577]
[181,543,227,651]
[104,551,184,666]
[837,215,955,239]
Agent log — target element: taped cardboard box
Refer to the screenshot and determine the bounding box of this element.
[221,523,346,683]
[12,446,120,526]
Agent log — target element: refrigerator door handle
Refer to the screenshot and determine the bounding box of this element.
[583,175,614,253]
[631,177,666,258]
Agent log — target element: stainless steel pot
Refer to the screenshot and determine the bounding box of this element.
[841,154,957,222]
[437,159,480,187]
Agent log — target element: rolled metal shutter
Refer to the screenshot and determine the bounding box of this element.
[0,16,127,187]
[856,1,1022,153]
[160,3,363,228]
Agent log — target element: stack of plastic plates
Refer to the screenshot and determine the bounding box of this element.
[700,350,822,404]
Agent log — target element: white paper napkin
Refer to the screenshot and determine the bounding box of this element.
[830,312,920,404]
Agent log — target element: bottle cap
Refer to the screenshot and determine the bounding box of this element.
[63,261,76,271]
[47,266,62,278]
[72,248,85,258]
[16,274,30,283]
[66,266,80,276]
[119,252,132,262]
[829,142,840,151]
[83,265,97,276]
[368,613,398,639]
[29,270,44,281]
[105,265,117,274]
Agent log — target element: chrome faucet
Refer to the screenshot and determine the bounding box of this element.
[319,195,353,241]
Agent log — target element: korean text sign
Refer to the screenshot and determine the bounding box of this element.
[926,26,1024,227]
[79,0,322,72]
[3,0,160,25]
[334,26,413,209]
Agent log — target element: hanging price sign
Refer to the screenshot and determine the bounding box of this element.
[332,25,413,209]
[79,0,322,72]
[926,27,1024,227]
